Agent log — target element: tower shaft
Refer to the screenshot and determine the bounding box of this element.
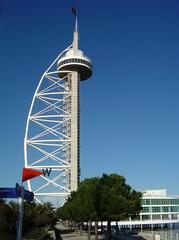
[70,71,80,191]
[73,31,78,52]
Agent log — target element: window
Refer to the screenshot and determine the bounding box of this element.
[142,199,150,205]
[142,207,150,213]
[152,207,160,212]
[152,215,160,220]
[162,207,169,212]
[171,206,179,212]
[58,58,92,69]
[162,214,169,220]
[142,215,150,220]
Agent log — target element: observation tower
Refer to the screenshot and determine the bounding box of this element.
[24,10,92,206]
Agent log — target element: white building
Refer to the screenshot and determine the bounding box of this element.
[116,189,179,229]
[96,190,179,230]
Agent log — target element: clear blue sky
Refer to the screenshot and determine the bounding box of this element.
[0,0,179,194]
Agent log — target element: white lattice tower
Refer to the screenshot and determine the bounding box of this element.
[24,12,92,206]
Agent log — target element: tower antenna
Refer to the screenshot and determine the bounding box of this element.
[71,7,78,51]
[72,7,78,32]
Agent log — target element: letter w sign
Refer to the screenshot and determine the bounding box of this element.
[42,168,52,177]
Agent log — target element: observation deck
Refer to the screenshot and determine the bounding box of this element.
[57,49,92,80]
[57,17,92,81]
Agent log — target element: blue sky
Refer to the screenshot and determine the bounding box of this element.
[0,0,179,194]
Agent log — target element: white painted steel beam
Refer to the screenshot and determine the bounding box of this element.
[24,45,74,206]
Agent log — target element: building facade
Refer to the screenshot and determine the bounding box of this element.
[109,189,179,229]
[140,189,179,225]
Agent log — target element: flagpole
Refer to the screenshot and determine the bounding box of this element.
[16,167,43,240]
[17,182,24,240]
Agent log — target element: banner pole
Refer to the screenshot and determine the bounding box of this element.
[17,183,24,240]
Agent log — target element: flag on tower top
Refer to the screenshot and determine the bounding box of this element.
[22,168,43,182]
[72,7,77,16]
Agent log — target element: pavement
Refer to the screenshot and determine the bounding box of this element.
[53,223,107,239]
[58,231,106,240]
[52,223,144,240]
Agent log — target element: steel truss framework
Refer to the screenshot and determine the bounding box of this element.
[24,45,74,205]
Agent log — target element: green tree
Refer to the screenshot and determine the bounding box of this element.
[57,174,142,240]
[99,174,142,239]
[0,199,18,239]
[23,201,57,237]
[7,201,18,233]
[77,178,100,240]
[0,199,18,234]
[0,199,57,238]
[57,178,100,239]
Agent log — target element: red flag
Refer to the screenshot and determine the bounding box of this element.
[72,7,77,16]
[22,168,43,182]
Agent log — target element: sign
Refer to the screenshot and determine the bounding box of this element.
[16,183,34,201]
[42,168,52,177]
[24,189,34,202]
[0,188,18,198]
[0,184,34,201]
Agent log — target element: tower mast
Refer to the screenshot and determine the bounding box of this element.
[73,8,78,49]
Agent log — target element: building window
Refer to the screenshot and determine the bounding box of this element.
[142,199,150,205]
[142,207,150,213]
[152,207,160,212]
[162,206,169,212]
[171,206,179,212]
[142,215,150,220]
[172,214,178,220]
[58,58,92,68]
[152,215,161,220]
[162,214,169,220]
[142,198,179,206]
